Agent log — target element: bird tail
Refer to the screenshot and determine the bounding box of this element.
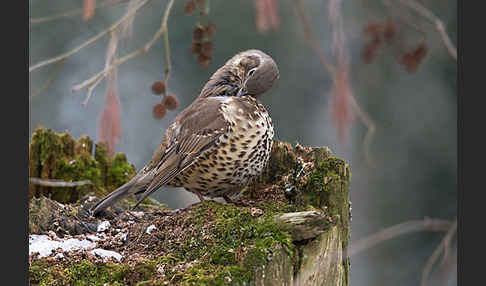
[90,180,138,215]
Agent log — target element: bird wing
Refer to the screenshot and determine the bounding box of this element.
[132,97,229,208]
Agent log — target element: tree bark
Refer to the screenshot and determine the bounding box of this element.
[29,128,351,286]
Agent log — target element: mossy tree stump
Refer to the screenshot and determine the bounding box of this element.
[29,129,351,286]
[29,127,136,203]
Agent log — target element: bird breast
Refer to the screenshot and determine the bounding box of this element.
[172,96,274,197]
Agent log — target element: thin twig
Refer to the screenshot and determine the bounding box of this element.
[348,94,377,168]
[382,0,426,36]
[397,0,457,60]
[29,0,129,26]
[292,0,377,167]
[73,0,175,100]
[348,218,454,257]
[162,25,171,87]
[30,60,66,98]
[145,0,174,89]
[83,74,106,106]
[292,0,335,75]
[420,217,457,286]
[29,0,151,73]
[29,178,93,187]
[73,48,144,93]
[440,217,457,266]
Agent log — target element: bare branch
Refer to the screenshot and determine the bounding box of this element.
[348,95,377,168]
[73,0,175,102]
[29,0,151,73]
[72,48,144,94]
[440,217,457,265]
[292,0,377,167]
[420,217,457,286]
[29,178,93,187]
[29,0,130,26]
[144,0,174,88]
[397,0,457,60]
[82,73,106,106]
[348,218,454,257]
[30,60,66,98]
[291,0,335,75]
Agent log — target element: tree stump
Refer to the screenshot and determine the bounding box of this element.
[29,127,136,203]
[29,129,351,286]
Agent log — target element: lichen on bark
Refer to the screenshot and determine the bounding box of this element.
[29,130,351,286]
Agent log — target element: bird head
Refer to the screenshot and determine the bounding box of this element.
[199,49,279,98]
[227,49,279,97]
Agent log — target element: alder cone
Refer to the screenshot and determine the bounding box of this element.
[200,41,214,57]
[153,103,167,120]
[163,95,179,110]
[151,81,166,95]
[204,24,216,37]
[184,1,196,15]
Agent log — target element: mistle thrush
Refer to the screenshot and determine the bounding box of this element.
[91,49,279,215]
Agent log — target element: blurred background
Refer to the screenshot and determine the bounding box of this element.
[29,0,457,285]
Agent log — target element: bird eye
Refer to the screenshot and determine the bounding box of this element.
[247,68,256,77]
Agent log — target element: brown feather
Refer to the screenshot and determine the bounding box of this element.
[131,97,230,207]
[91,49,279,215]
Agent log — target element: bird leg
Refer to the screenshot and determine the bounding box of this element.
[222,194,235,204]
[194,190,206,202]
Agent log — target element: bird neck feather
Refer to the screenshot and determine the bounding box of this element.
[199,66,244,98]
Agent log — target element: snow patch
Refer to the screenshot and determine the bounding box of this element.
[29,234,96,258]
[97,221,111,232]
[90,249,122,261]
[146,224,157,234]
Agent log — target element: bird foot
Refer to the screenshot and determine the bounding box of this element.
[194,191,206,202]
[222,194,236,204]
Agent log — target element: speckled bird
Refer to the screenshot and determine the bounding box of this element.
[91,49,279,215]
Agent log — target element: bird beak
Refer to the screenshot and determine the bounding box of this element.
[236,88,248,97]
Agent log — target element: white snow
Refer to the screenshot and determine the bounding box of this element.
[120,232,128,242]
[97,221,111,232]
[29,234,96,258]
[90,249,122,261]
[146,224,157,234]
[55,253,64,259]
[86,234,101,242]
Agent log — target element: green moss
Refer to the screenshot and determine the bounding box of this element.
[75,136,94,155]
[29,138,350,285]
[29,127,137,203]
[107,152,136,189]
[30,260,128,286]
[174,201,294,282]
